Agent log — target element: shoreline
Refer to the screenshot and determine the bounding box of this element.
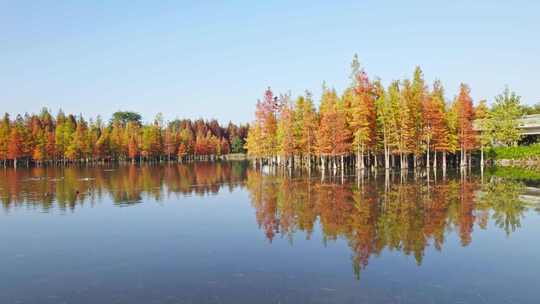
[494,159,540,167]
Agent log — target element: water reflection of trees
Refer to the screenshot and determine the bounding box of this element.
[245,171,535,279]
[0,162,248,211]
[477,177,528,235]
[1,164,536,279]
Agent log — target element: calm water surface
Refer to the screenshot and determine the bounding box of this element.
[1,162,539,304]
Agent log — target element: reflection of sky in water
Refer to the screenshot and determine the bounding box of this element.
[0,164,539,304]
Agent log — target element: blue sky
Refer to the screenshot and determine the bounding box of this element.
[1,0,539,123]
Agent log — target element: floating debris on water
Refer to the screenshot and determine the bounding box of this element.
[79,177,95,181]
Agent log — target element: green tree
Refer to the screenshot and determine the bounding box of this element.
[66,116,89,161]
[246,123,263,162]
[429,80,450,169]
[111,111,142,126]
[298,92,318,169]
[276,96,296,165]
[385,81,404,166]
[485,87,523,146]
[230,136,245,153]
[374,80,393,169]
[475,99,490,165]
[410,67,427,167]
[520,102,540,115]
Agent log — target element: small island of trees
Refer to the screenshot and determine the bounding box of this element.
[245,55,539,173]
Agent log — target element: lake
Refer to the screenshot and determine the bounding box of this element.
[1,162,539,304]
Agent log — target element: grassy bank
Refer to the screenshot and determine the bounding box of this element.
[487,144,540,161]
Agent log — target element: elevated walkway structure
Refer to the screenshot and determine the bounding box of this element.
[518,115,540,135]
[474,114,540,135]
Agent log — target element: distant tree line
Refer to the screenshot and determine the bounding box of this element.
[246,55,530,172]
[520,103,540,115]
[0,110,248,167]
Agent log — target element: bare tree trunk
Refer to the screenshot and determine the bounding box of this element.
[356,144,361,171]
[480,144,484,167]
[384,148,390,169]
[442,152,447,174]
[426,140,430,170]
[360,146,365,170]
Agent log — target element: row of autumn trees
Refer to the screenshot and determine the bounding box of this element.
[0,110,248,167]
[246,55,503,171]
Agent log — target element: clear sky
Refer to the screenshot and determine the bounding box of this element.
[1,0,539,124]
